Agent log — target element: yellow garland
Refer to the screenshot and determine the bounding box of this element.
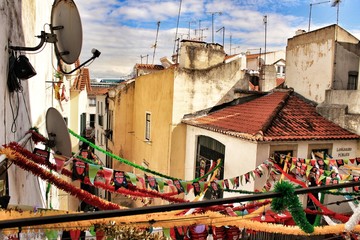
[1,209,359,236]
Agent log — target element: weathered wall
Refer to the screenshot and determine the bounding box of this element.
[333,43,360,90]
[173,58,246,123]
[317,90,360,135]
[285,27,335,103]
[0,0,63,208]
[179,41,225,70]
[286,25,360,104]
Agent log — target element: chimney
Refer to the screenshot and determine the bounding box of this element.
[295,29,306,36]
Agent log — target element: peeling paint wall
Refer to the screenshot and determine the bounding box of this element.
[173,42,247,123]
[285,28,335,103]
[285,25,360,104]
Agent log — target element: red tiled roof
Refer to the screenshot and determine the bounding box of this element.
[72,68,92,92]
[182,90,360,142]
[134,64,164,70]
[88,87,109,96]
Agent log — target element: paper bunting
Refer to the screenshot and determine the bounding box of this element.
[54,154,66,173]
[173,179,184,194]
[114,171,128,190]
[72,160,87,181]
[192,182,201,196]
[88,163,101,185]
[101,168,113,185]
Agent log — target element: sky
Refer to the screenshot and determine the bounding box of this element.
[73,0,360,79]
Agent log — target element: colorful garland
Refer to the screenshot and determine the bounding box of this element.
[271,181,314,233]
[68,128,221,182]
[7,142,187,203]
[271,161,350,223]
[0,147,122,210]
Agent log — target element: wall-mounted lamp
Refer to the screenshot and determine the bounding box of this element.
[14,55,37,80]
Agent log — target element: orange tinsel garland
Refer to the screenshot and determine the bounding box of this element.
[0,147,123,210]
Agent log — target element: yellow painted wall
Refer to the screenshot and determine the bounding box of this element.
[132,68,175,176]
[108,82,135,173]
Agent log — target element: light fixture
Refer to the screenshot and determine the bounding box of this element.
[261,211,266,221]
[14,55,37,80]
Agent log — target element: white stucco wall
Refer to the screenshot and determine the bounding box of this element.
[185,124,358,206]
[0,0,66,208]
[185,126,262,200]
[285,38,334,103]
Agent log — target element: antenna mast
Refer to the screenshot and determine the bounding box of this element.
[173,0,183,59]
[152,21,160,64]
[331,0,341,25]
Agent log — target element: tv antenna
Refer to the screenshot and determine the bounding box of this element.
[331,0,341,25]
[207,12,222,43]
[308,1,331,31]
[152,21,161,64]
[9,0,101,75]
[140,55,149,64]
[216,26,225,47]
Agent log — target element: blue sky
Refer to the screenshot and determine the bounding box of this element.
[74,0,360,78]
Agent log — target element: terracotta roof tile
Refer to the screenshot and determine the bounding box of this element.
[182,90,360,142]
[134,64,164,70]
[72,68,92,92]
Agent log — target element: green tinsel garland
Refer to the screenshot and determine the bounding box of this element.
[69,129,221,182]
[271,181,314,234]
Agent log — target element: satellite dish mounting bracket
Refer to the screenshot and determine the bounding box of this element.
[9,31,57,52]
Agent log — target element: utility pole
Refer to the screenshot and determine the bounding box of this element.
[308,1,330,31]
[207,12,222,43]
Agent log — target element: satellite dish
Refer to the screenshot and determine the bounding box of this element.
[9,0,100,75]
[46,107,72,157]
[51,0,82,65]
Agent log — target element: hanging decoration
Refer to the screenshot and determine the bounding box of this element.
[0,147,123,210]
[68,128,222,183]
[113,171,128,190]
[271,181,314,233]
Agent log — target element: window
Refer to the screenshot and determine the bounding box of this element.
[195,136,225,200]
[89,114,95,128]
[145,112,151,141]
[270,144,297,167]
[89,97,96,106]
[105,110,113,141]
[308,144,332,160]
[80,113,86,136]
[347,71,358,90]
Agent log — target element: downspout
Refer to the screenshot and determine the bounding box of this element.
[332,25,338,90]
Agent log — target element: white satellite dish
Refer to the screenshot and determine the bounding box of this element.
[51,0,82,65]
[46,107,72,157]
[9,0,100,75]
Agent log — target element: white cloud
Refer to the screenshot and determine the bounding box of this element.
[72,0,360,78]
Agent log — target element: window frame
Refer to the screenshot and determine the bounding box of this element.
[145,112,151,141]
